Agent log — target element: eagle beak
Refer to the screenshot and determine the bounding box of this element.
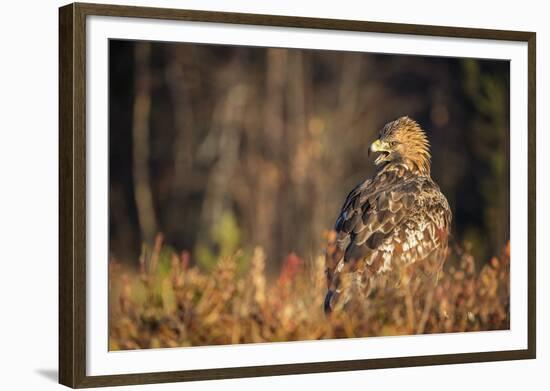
[370,139,383,155]
[369,139,391,164]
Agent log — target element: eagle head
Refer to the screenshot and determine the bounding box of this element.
[369,116,431,175]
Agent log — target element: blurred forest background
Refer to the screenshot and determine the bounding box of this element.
[108,39,510,274]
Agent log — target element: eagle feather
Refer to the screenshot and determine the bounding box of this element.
[324,116,452,314]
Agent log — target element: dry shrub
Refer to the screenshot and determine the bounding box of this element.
[109,236,510,350]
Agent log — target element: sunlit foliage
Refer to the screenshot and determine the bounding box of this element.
[109,235,509,350]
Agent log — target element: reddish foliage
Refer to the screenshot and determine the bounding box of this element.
[278,253,302,287]
[108,242,510,350]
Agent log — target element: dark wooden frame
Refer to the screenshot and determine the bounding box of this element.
[59,2,536,388]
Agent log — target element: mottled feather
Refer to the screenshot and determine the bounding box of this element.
[325,116,451,313]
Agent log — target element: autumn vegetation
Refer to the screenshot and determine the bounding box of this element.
[109,235,509,350]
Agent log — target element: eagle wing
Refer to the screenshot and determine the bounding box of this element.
[326,172,451,295]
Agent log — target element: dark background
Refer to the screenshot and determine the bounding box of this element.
[109,39,510,272]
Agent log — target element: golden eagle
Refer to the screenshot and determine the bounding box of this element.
[324,116,451,315]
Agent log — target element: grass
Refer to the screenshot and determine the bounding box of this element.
[108,235,510,350]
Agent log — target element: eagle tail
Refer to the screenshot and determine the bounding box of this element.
[324,289,337,314]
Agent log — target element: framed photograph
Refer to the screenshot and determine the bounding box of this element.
[59,2,536,388]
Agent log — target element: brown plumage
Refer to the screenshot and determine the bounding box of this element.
[324,116,451,315]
